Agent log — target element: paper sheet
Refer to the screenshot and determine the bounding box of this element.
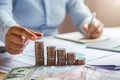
[87,54,120,65]
[54,32,109,43]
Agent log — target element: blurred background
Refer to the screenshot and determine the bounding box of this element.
[59,0,120,33]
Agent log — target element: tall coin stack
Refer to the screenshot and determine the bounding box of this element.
[47,45,56,66]
[67,52,76,65]
[35,41,44,66]
[57,48,66,66]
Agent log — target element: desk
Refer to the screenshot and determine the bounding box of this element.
[0,27,120,79]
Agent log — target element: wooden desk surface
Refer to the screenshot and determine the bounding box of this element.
[0,72,5,79]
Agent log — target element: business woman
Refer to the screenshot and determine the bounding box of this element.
[0,0,103,54]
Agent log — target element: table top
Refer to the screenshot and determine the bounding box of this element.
[1,27,120,79]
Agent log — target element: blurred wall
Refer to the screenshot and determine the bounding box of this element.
[59,0,120,33]
[86,0,120,27]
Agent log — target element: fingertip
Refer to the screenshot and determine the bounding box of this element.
[38,33,43,37]
[31,35,37,41]
[41,33,44,37]
[38,33,44,36]
[30,32,43,41]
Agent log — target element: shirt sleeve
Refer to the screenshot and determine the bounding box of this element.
[66,0,92,32]
[0,0,19,42]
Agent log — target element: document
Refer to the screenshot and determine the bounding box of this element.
[54,32,109,43]
[86,38,120,52]
[3,66,120,80]
[87,54,120,66]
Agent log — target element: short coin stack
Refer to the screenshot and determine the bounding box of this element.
[67,52,76,65]
[35,41,44,66]
[57,48,66,66]
[75,57,86,65]
[47,45,56,66]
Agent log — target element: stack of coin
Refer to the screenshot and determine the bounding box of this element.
[67,52,76,65]
[57,48,66,66]
[35,41,44,66]
[47,45,56,66]
[75,57,86,65]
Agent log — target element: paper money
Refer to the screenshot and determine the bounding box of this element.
[2,67,36,80]
[3,66,120,80]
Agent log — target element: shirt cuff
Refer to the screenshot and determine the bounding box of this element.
[0,21,19,42]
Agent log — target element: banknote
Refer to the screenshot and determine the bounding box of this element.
[2,66,120,80]
[2,67,36,80]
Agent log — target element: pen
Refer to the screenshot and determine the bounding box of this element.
[86,12,96,37]
[91,65,120,71]
[89,12,96,25]
[80,12,96,38]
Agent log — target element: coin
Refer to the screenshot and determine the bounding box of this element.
[35,59,44,66]
[57,48,66,55]
[57,48,66,66]
[57,61,66,66]
[67,52,76,65]
[47,60,56,66]
[47,45,56,52]
[75,57,86,65]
